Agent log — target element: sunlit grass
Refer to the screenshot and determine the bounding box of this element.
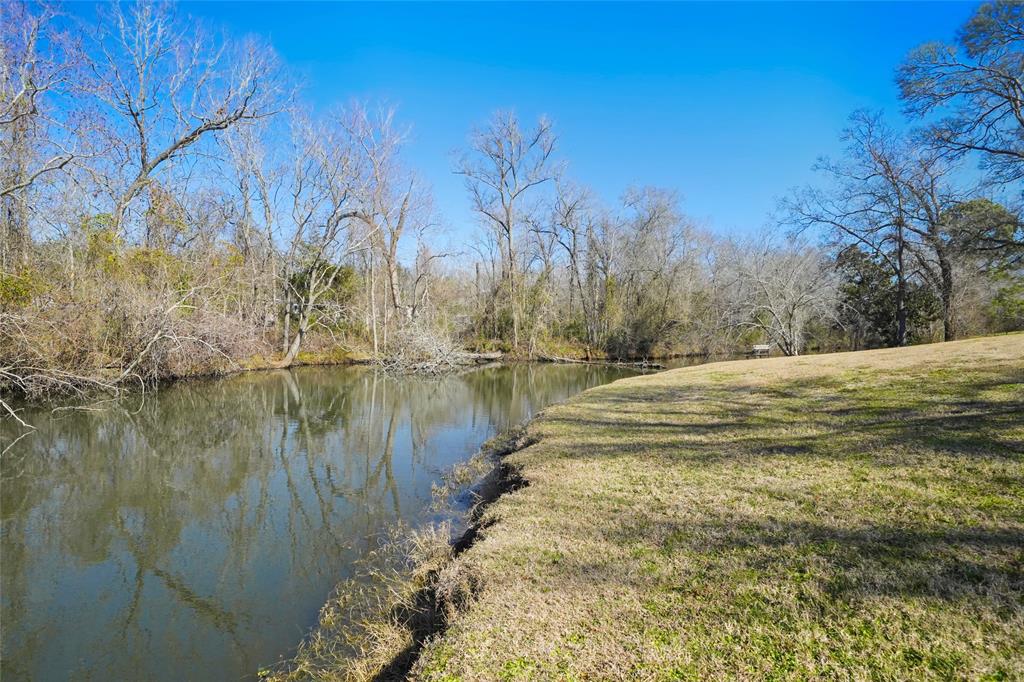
[410,335,1024,680]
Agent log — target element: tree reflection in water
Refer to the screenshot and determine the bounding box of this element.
[0,363,634,681]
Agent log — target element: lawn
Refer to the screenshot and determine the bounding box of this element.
[408,335,1024,680]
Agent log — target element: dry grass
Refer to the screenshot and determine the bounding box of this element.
[407,334,1024,680]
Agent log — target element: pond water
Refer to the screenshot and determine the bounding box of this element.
[0,363,637,681]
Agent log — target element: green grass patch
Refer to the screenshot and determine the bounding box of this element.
[407,335,1024,680]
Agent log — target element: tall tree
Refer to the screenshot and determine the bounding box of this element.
[343,104,430,328]
[785,111,916,345]
[550,181,601,347]
[899,148,964,341]
[609,187,692,357]
[82,1,283,240]
[898,0,1024,184]
[279,113,368,365]
[223,119,286,329]
[456,111,557,350]
[0,1,85,268]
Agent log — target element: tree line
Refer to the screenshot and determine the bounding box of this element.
[1,0,1022,406]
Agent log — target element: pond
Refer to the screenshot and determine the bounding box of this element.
[0,363,637,681]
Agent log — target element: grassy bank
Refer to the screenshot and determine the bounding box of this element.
[391,335,1023,680]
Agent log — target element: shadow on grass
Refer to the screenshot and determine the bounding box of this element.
[533,514,1024,609]
[518,361,1024,614]
[540,362,1024,463]
[371,358,1024,678]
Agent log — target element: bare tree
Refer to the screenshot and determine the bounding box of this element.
[223,119,286,330]
[406,242,453,323]
[898,0,1024,184]
[456,111,557,350]
[607,187,694,357]
[547,181,603,347]
[789,110,992,342]
[724,237,838,356]
[82,1,283,240]
[279,113,370,365]
[343,104,432,329]
[785,111,919,345]
[0,1,87,268]
[900,151,966,341]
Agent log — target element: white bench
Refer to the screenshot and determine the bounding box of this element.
[752,344,771,357]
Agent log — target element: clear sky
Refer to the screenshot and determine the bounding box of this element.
[175,2,976,239]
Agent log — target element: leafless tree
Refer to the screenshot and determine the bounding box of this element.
[81,1,284,241]
[723,236,838,356]
[343,104,433,335]
[279,112,372,365]
[0,1,89,268]
[456,111,558,350]
[785,111,920,345]
[787,109,988,342]
[605,187,695,357]
[900,152,966,341]
[223,119,286,330]
[406,242,453,323]
[547,181,602,346]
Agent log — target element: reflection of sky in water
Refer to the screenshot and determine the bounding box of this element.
[1,363,637,681]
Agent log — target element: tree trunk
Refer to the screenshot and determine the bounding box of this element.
[282,290,293,354]
[474,262,482,339]
[1,194,28,270]
[283,309,307,366]
[895,226,908,346]
[938,251,955,342]
[507,229,519,350]
[1,112,30,270]
[384,243,406,321]
[369,254,379,356]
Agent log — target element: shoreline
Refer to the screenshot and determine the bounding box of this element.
[1,359,641,681]
[0,345,688,415]
[271,333,1024,680]
[263,426,541,681]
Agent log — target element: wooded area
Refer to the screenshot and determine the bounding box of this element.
[1,0,1022,405]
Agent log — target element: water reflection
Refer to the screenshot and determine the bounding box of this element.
[1,363,634,681]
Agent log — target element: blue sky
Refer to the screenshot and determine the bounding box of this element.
[178,2,975,239]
